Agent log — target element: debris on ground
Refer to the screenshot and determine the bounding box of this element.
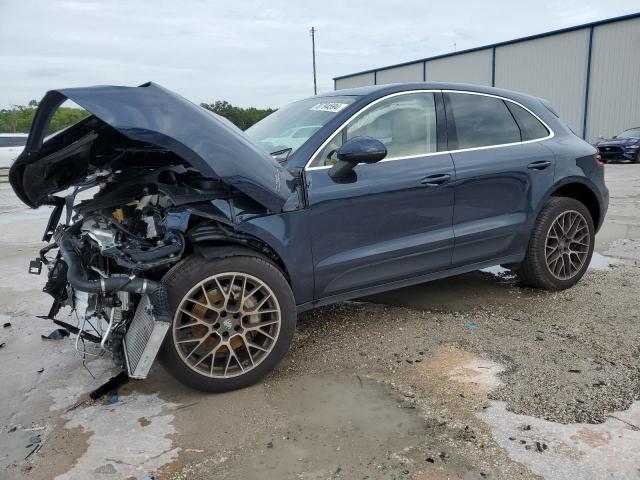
[464,322,479,331]
[89,371,129,401]
[41,328,70,340]
[24,433,42,460]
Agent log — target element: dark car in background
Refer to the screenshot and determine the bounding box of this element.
[595,127,640,163]
[10,82,608,392]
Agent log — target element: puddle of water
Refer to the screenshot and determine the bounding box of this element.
[47,361,179,480]
[482,252,622,276]
[210,375,428,479]
[57,393,179,480]
[588,252,622,270]
[478,401,640,480]
[433,347,640,480]
[480,265,511,276]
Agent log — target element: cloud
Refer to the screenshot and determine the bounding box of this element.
[0,0,637,109]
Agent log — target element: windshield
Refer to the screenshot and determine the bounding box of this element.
[617,128,640,139]
[245,96,357,157]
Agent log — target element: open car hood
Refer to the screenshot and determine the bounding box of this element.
[9,82,295,212]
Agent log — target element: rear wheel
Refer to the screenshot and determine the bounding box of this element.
[517,197,594,290]
[160,254,296,392]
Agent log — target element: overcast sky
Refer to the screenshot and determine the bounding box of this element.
[0,0,637,109]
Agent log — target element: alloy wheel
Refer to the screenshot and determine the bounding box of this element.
[545,210,590,280]
[173,272,281,378]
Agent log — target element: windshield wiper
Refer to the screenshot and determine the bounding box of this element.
[269,147,293,162]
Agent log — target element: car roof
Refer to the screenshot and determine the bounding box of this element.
[319,81,546,105]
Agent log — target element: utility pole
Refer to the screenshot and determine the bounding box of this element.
[310,26,317,95]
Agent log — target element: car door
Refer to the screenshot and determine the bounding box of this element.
[443,91,555,266]
[304,91,456,300]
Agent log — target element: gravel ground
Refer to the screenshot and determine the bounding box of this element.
[0,164,639,480]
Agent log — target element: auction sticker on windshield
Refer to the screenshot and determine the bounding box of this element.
[310,102,349,113]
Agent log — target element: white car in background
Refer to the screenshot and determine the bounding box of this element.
[0,133,28,168]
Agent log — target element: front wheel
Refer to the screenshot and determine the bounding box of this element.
[159,254,296,392]
[517,197,595,290]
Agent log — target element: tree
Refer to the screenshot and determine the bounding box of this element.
[0,105,90,134]
[0,99,273,134]
[200,101,275,130]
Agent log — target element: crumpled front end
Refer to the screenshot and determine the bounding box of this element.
[13,83,302,381]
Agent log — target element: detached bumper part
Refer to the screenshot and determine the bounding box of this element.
[124,295,171,379]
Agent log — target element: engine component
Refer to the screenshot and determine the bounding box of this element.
[80,210,184,271]
[81,218,117,251]
[123,295,171,379]
[54,228,172,322]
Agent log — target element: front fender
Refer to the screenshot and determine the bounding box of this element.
[235,212,314,306]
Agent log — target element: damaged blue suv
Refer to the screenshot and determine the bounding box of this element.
[10,82,608,392]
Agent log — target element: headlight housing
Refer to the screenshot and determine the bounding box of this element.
[625,145,640,149]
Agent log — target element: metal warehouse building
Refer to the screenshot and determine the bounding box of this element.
[333,13,640,142]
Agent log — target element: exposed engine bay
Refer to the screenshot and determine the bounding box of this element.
[10,83,301,382]
[33,163,276,379]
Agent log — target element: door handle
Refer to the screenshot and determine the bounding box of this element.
[527,160,552,170]
[420,173,451,186]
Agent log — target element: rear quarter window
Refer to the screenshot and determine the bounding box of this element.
[506,102,549,141]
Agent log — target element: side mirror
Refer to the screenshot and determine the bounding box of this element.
[612,135,617,139]
[598,135,604,140]
[329,137,387,178]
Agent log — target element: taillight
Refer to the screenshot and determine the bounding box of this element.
[594,153,604,167]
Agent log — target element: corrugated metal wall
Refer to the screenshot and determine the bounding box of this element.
[376,62,423,85]
[494,29,590,137]
[426,49,493,85]
[334,72,375,90]
[586,16,640,140]
[334,14,640,143]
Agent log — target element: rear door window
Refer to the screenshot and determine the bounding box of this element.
[445,93,521,150]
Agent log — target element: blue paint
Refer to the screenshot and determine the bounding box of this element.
[11,82,610,311]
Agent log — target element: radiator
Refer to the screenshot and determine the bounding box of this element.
[123,295,171,379]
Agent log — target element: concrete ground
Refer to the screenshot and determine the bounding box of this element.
[0,164,639,480]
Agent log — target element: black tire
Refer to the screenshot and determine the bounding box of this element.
[632,153,640,164]
[516,197,595,290]
[159,254,296,392]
